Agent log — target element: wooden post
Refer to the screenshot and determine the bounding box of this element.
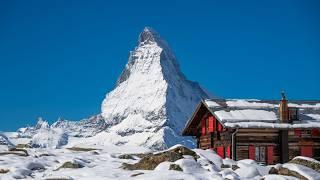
[280,130,289,163]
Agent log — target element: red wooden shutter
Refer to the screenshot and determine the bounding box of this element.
[301,146,313,157]
[201,118,206,135]
[213,117,216,131]
[294,129,301,137]
[217,146,224,158]
[249,145,255,160]
[217,122,222,132]
[226,145,231,158]
[208,116,214,133]
[312,129,319,137]
[267,146,274,165]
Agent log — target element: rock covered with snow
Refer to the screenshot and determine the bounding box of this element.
[30,128,68,149]
[101,27,211,150]
[0,133,15,149]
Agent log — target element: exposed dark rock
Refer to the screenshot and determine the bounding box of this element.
[39,153,55,157]
[91,151,100,155]
[34,153,55,158]
[9,148,29,156]
[221,164,231,169]
[16,144,32,149]
[0,169,9,174]
[131,173,144,177]
[0,150,28,157]
[122,146,197,170]
[66,147,99,152]
[118,154,136,160]
[268,167,278,174]
[221,164,239,170]
[56,162,84,170]
[278,167,308,180]
[169,164,183,171]
[268,158,320,179]
[118,152,153,160]
[231,165,239,171]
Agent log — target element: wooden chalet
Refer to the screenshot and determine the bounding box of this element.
[182,93,320,165]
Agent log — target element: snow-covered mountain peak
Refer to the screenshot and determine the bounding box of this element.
[101,27,211,150]
[138,27,161,45]
[35,117,49,129]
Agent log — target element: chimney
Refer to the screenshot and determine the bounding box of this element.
[279,91,289,163]
[279,91,289,123]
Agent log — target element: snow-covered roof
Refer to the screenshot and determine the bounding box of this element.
[203,99,320,129]
[182,99,320,135]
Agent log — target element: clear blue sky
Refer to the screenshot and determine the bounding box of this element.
[0,0,319,131]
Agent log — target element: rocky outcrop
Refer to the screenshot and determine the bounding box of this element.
[268,157,320,180]
[289,157,320,172]
[277,167,308,180]
[56,161,84,170]
[169,164,183,171]
[122,145,197,170]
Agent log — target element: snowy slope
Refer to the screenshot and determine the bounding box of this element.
[101,27,211,150]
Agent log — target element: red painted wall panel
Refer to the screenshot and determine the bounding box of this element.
[249,145,255,160]
[294,129,301,137]
[267,146,274,165]
[312,129,319,137]
[226,145,231,158]
[217,146,224,158]
[217,122,222,132]
[301,146,313,157]
[208,116,215,133]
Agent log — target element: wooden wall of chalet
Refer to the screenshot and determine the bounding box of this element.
[288,129,320,160]
[235,128,320,164]
[197,112,232,158]
[235,128,280,164]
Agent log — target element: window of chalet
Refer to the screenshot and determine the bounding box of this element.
[250,145,273,164]
[255,147,266,163]
[289,107,299,122]
[301,129,312,137]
